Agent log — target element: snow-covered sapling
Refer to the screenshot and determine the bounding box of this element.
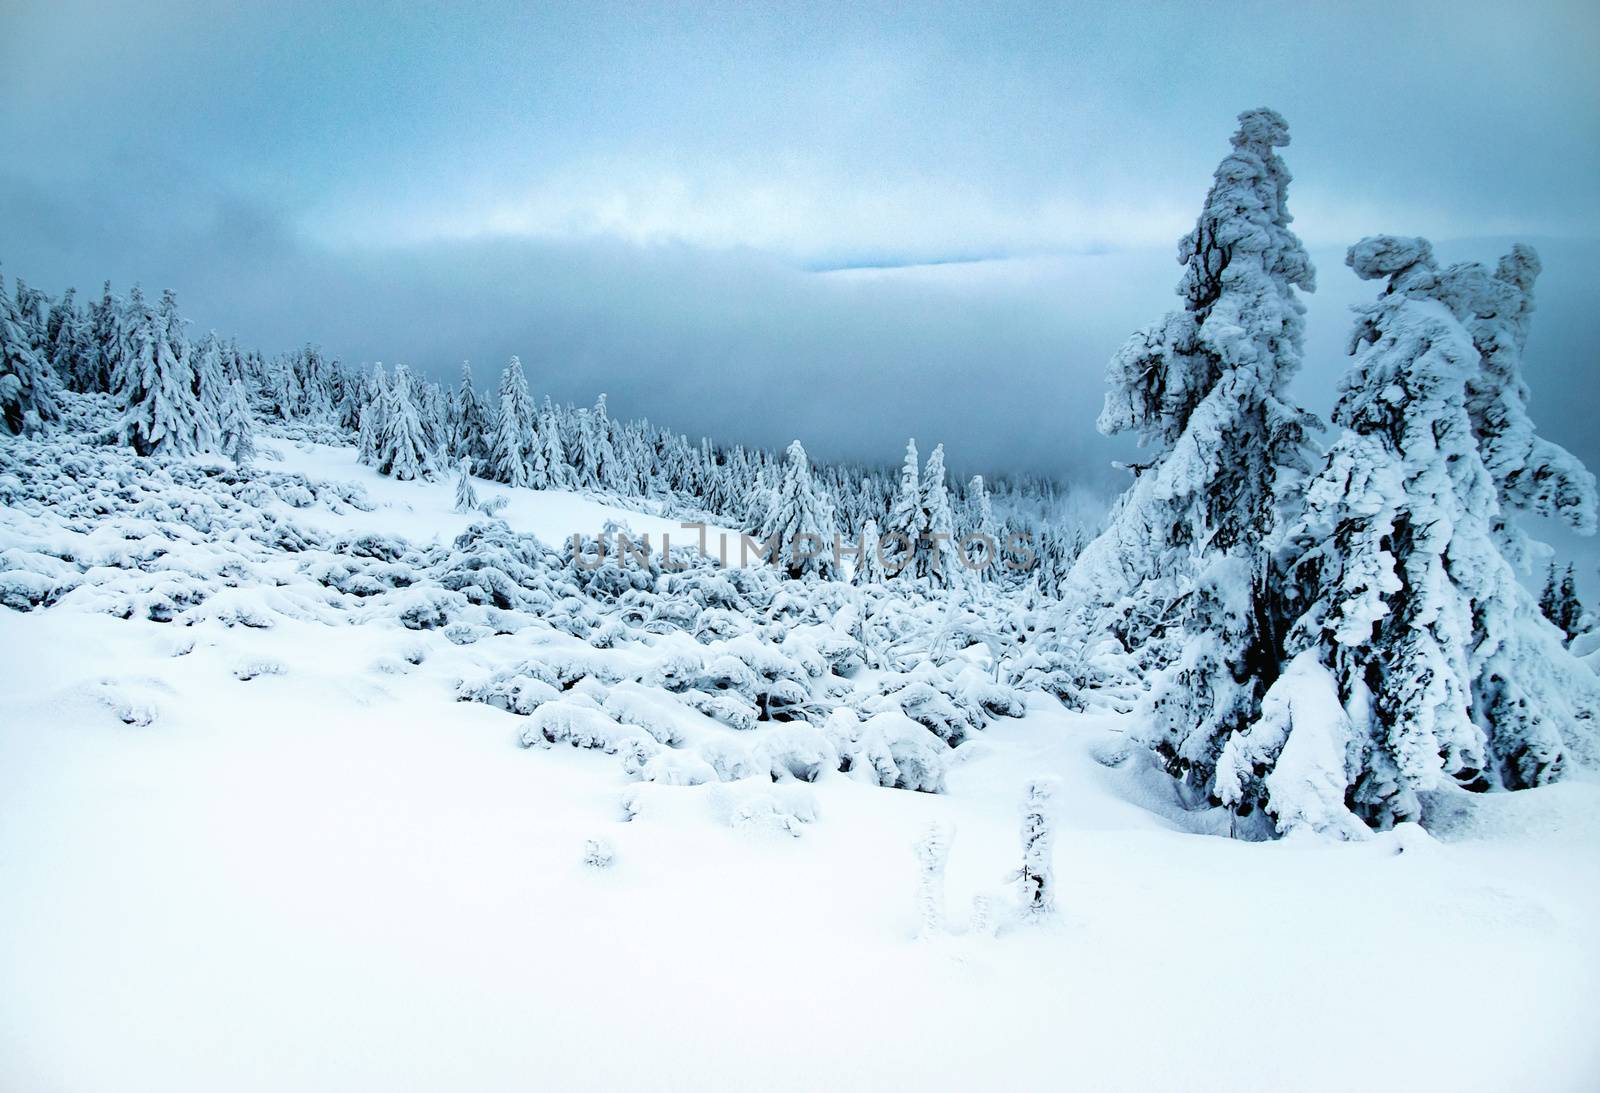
[453,456,479,513]
[583,837,615,869]
[1019,778,1059,915]
[970,892,996,938]
[914,820,953,939]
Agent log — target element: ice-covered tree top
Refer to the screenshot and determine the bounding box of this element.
[1099,107,1315,453]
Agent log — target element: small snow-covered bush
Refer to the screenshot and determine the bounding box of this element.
[582,837,615,869]
[709,782,818,837]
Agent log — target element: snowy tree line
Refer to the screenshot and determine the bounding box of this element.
[0,266,1091,595]
[1048,108,1600,836]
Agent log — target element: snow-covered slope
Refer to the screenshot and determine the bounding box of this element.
[3,433,1599,1092]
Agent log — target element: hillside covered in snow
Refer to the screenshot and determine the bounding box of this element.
[5,102,1600,1091]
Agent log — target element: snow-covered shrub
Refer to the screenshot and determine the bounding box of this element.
[520,700,647,753]
[914,821,952,939]
[708,782,818,837]
[232,658,287,681]
[1019,778,1059,915]
[582,837,615,869]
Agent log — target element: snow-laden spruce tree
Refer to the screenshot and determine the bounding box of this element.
[87,281,124,393]
[45,289,92,394]
[488,358,534,487]
[0,268,60,435]
[1222,236,1600,833]
[1019,778,1058,915]
[356,364,387,467]
[375,363,433,481]
[1461,244,1597,562]
[115,286,206,456]
[591,394,622,491]
[757,440,838,579]
[1060,109,1319,808]
[218,377,257,469]
[964,475,997,580]
[191,332,228,451]
[12,278,47,351]
[454,456,480,513]
[854,518,888,584]
[918,444,962,588]
[532,397,569,488]
[886,439,924,576]
[452,361,489,466]
[1540,565,1583,643]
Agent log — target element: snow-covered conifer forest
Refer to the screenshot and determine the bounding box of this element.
[4,23,1600,1089]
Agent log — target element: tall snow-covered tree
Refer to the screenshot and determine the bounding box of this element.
[488,358,533,488]
[88,281,124,393]
[45,288,92,392]
[963,474,998,580]
[757,440,839,580]
[218,377,258,469]
[886,439,923,576]
[1062,108,1319,808]
[0,269,60,435]
[1461,244,1597,564]
[191,332,227,451]
[451,361,489,465]
[12,278,47,351]
[592,393,622,490]
[115,286,205,456]
[375,363,433,481]
[918,444,961,588]
[1224,236,1600,834]
[46,291,92,393]
[531,397,569,489]
[356,364,387,467]
[854,519,888,584]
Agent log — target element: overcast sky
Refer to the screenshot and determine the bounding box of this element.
[2,0,1597,496]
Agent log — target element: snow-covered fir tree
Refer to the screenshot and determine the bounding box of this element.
[532,397,569,489]
[12,278,47,351]
[115,286,206,456]
[854,518,888,584]
[451,361,489,466]
[1226,236,1600,833]
[918,443,961,588]
[87,281,123,394]
[356,364,387,467]
[454,456,480,513]
[963,474,997,580]
[757,440,838,580]
[488,358,533,488]
[0,269,60,435]
[1461,244,1598,565]
[218,377,258,469]
[1062,108,1319,811]
[886,439,923,577]
[1538,565,1583,643]
[191,333,228,451]
[45,288,91,393]
[591,393,622,491]
[375,363,434,481]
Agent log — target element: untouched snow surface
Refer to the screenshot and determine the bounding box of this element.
[3,440,1599,1091]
